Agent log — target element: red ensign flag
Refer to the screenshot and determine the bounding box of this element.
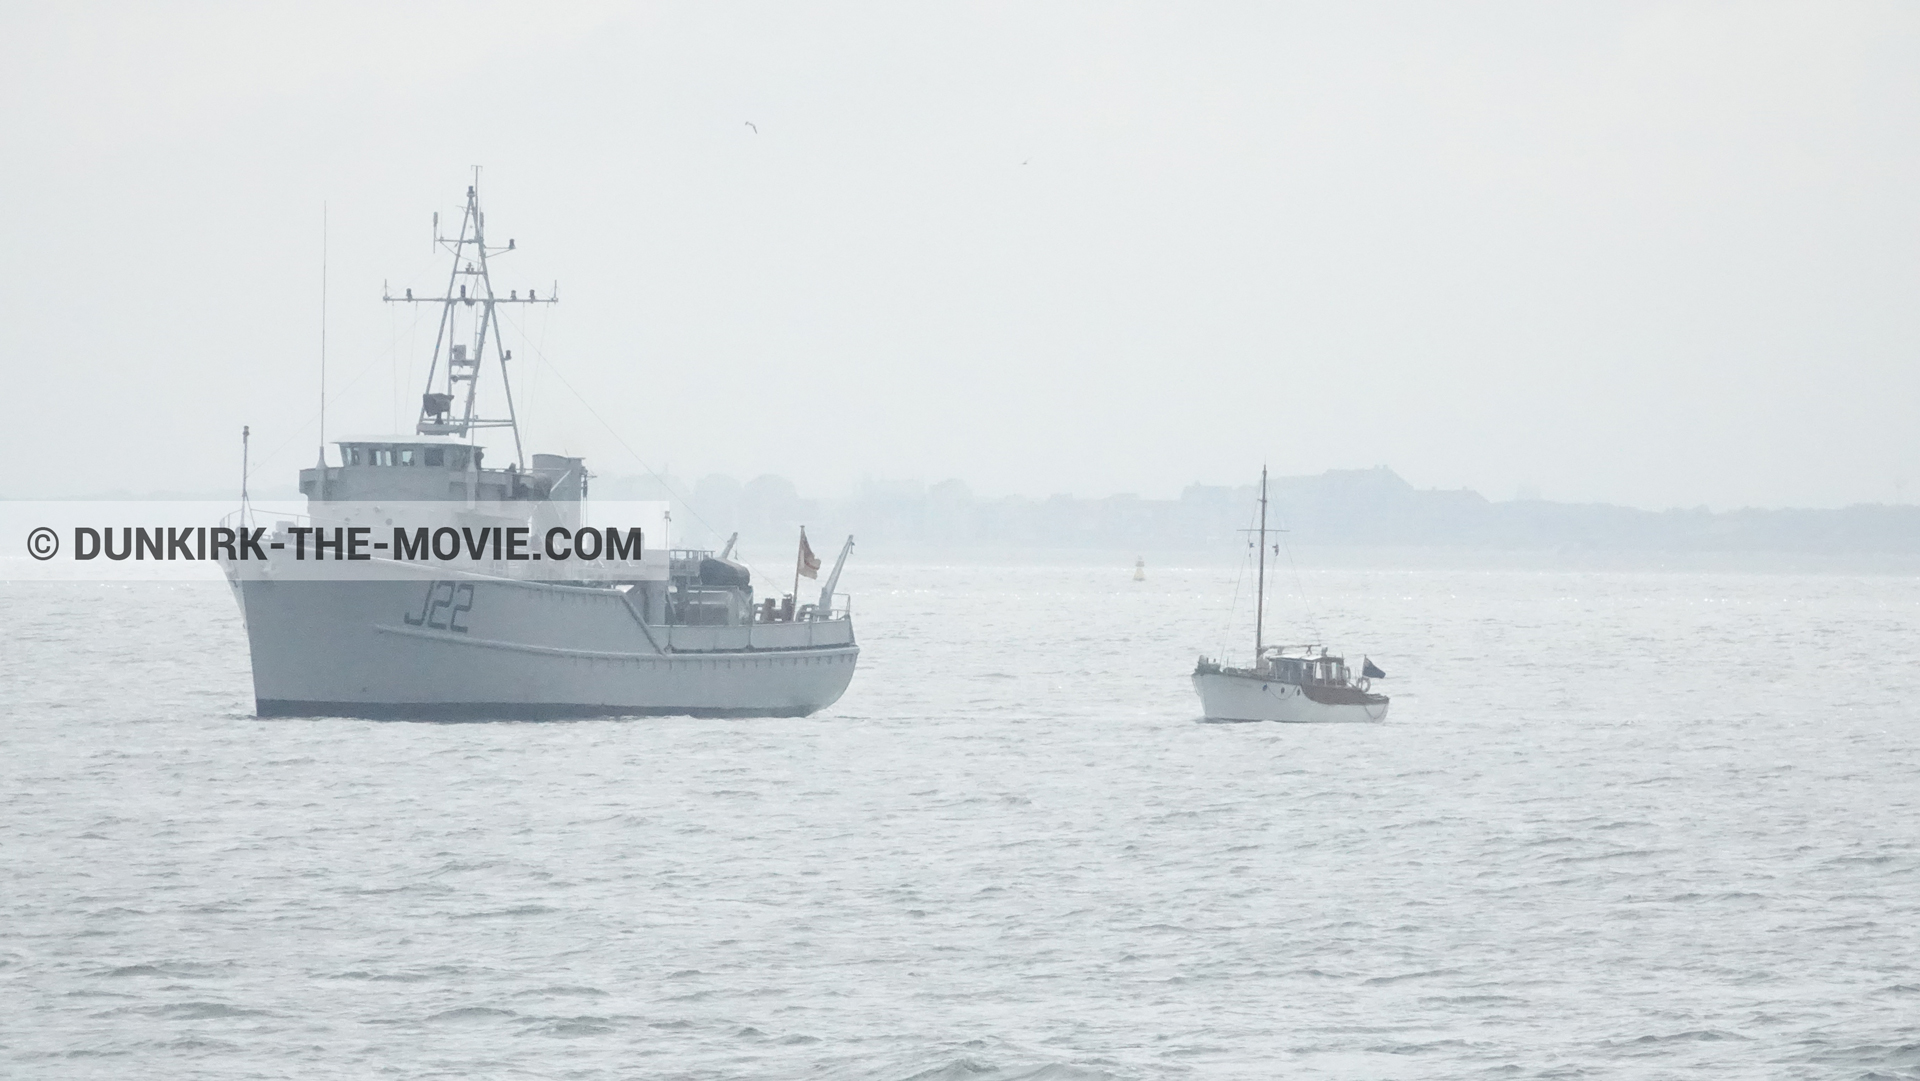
[797,528,822,579]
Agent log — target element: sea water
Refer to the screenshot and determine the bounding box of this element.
[2,559,1917,1079]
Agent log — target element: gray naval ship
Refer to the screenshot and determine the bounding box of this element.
[224,180,858,719]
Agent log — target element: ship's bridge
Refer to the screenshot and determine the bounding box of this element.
[1261,647,1351,687]
[298,435,585,506]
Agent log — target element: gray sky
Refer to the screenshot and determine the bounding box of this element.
[3,2,1916,509]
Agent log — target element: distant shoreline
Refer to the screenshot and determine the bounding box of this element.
[19,465,1920,559]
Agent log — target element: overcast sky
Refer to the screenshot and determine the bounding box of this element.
[3,2,1916,509]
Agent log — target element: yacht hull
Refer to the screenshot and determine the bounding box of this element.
[229,569,857,719]
[1192,671,1388,723]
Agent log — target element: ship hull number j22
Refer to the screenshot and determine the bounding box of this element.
[403,581,474,633]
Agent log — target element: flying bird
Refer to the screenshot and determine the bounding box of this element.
[745,121,758,133]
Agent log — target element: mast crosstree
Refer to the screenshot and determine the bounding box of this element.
[384,169,556,468]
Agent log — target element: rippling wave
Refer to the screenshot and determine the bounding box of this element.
[2,562,1917,1078]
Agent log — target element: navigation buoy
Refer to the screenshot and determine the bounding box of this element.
[1134,556,1145,582]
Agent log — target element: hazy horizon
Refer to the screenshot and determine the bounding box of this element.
[5,2,1916,511]
[27,461,1919,522]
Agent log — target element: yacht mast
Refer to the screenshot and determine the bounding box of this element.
[386,169,556,469]
[1255,465,1267,661]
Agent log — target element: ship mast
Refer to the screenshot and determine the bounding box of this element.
[1255,465,1267,662]
[386,169,556,469]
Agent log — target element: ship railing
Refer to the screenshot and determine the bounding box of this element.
[668,548,714,577]
[812,593,852,621]
[219,507,316,532]
[748,595,852,624]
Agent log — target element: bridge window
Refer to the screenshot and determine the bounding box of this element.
[424,448,444,467]
[398,449,415,466]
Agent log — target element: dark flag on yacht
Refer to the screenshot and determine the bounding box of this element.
[1362,658,1386,679]
[796,528,822,579]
